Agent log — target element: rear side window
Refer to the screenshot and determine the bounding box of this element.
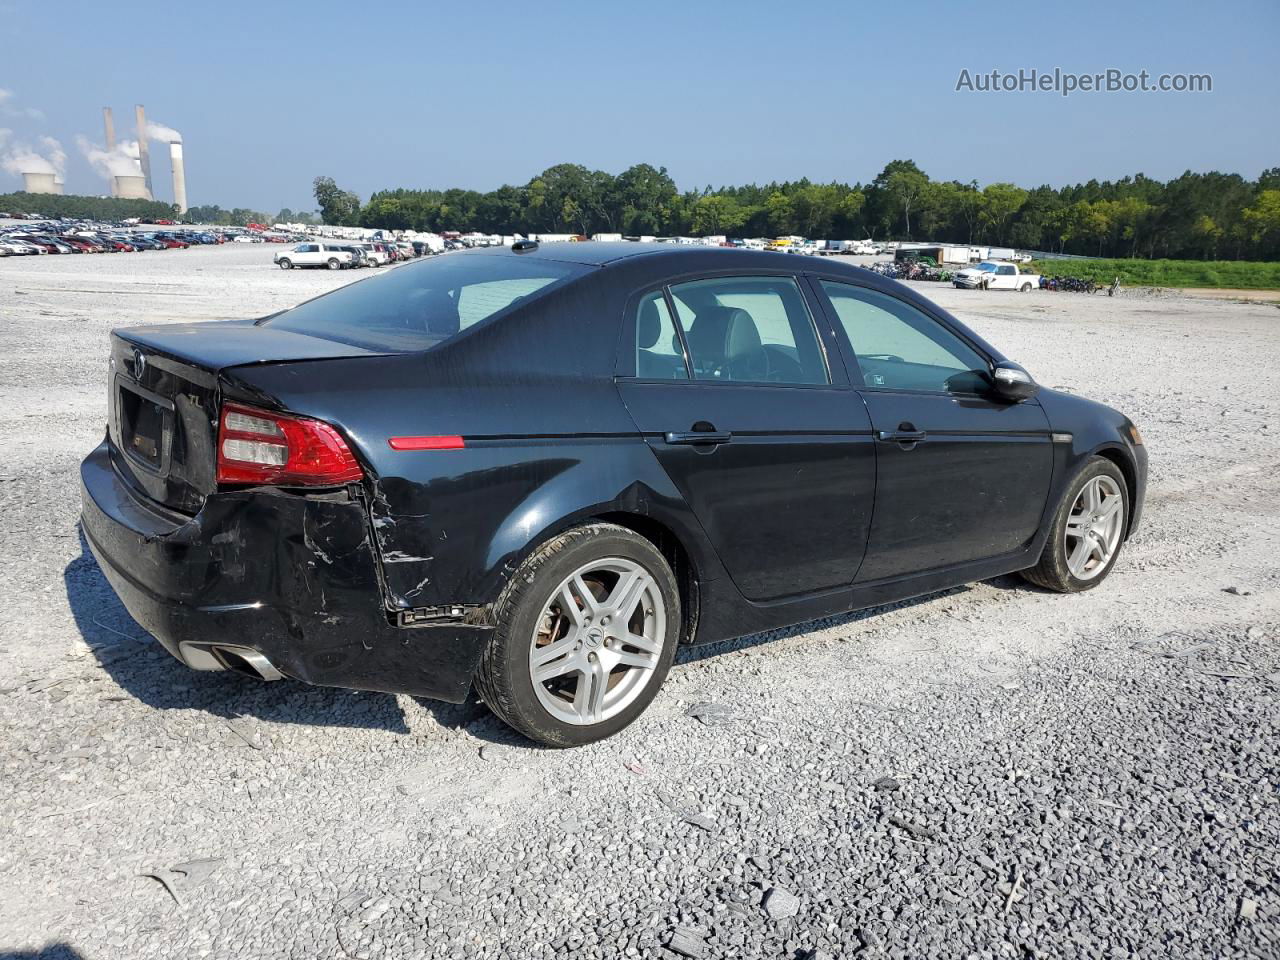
[634,291,688,379]
[666,276,828,385]
[265,255,585,351]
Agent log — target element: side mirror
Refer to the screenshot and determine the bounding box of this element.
[990,363,1039,402]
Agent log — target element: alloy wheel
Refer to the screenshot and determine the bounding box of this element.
[1064,475,1124,580]
[528,557,665,725]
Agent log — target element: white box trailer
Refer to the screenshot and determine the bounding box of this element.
[895,244,971,265]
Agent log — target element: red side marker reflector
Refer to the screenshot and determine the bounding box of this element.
[388,435,466,451]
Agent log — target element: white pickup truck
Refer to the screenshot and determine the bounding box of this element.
[274,242,356,270]
[953,260,1040,291]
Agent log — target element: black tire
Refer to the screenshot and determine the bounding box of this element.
[327,258,340,270]
[1021,456,1129,593]
[475,523,681,747]
[278,259,292,270]
[1020,282,1032,292]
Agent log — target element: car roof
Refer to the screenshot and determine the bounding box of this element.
[459,241,915,294]
[464,240,828,268]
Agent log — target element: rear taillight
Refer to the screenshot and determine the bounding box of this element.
[216,402,363,486]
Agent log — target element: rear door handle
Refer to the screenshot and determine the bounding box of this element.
[665,430,732,445]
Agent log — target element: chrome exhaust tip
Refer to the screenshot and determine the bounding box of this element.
[178,642,284,681]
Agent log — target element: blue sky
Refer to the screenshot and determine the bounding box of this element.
[1,0,1275,211]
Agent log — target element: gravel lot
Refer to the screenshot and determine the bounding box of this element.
[1,244,1277,959]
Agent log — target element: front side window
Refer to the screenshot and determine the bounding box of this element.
[265,254,586,352]
[820,281,990,394]
[997,265,1016,276]
[666,276,828,385]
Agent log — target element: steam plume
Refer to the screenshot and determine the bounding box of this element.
[145,120,182,143]
[1,134,65,178]
[77,134,144,180]
[39,136,66,179]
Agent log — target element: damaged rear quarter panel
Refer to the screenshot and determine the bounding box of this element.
[364,435,723,610]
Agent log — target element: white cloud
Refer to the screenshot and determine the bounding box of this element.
[0,87,44,120]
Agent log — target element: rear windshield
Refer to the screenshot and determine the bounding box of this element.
[263,254,586,351]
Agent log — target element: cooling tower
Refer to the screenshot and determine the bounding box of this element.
[114,175,152,200]
[22,172,59,195]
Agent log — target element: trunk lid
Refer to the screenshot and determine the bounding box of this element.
[109,321,388,514]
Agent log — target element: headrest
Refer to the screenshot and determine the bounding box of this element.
[723,309,766,380]
[687,306,766,380]
[637,298,662,349]
[686,305,736,362]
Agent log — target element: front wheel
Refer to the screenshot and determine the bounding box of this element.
[278,259,292,270]
[1021,457,1129,592]
[475,523,681,747]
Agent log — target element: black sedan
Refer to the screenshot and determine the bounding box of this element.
[80,243,1147,746]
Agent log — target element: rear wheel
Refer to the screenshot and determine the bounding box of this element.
[475,523,680,747]
[327,258,340,270]
[1021,457,1128,592]
[278,259,292,270]
[1020,282,1032,292]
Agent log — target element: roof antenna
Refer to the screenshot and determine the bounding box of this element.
[512,239,539,253]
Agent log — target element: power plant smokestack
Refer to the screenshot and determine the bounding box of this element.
[113,174,151,200]
[134,104,153,196]
[103,107,117,196]
[169,142,187,214]
[23,172,62,195]
[102,108,116,151]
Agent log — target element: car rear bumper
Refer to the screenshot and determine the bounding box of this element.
[79,438,490,703]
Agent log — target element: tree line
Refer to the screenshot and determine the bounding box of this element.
[0,192,179,222]
[0,191,322,228]
[181,204,322,227]
[317,160,1280,261]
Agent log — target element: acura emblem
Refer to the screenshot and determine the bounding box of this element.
[133,349,146,379]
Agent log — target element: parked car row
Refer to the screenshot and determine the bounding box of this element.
[273,239,434,270]
[0,222,231,257]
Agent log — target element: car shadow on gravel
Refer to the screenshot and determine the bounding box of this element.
[63,531,410,733]
[674,585,970,666]
[0,945,86,960]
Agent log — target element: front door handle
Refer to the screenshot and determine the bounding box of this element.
[665,430,732,446]
[877,422,927,447]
